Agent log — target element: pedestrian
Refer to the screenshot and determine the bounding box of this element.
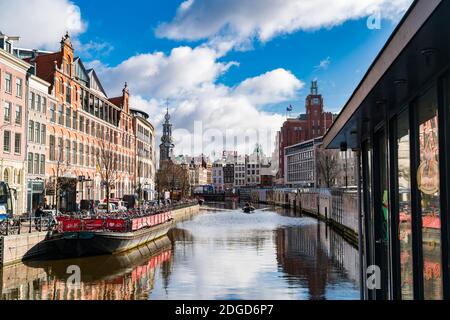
[34,205,44,231]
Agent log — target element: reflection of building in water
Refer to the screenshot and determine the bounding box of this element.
[1,240,172,300]
[276,222,359,299]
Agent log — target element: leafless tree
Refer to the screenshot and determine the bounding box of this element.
[156,160,191,200]
[316,147,340,188]
[46,150,71,212]
[96,138,123,213]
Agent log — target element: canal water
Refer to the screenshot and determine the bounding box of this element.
[1,204,360,300]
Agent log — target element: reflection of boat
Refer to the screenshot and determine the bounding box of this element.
[242,203,256,214]
[26,236,172,282]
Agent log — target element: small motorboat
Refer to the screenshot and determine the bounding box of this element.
[242,203,256,213]
[197,198,205,206]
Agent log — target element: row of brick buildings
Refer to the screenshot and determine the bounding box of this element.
[0,32,156,214]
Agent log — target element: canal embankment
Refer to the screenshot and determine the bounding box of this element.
[249,188,359,247]
[0,203,201,267]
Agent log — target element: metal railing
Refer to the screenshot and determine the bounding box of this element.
[0,216,56,236]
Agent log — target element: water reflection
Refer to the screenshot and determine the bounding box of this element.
[1,205,359,300]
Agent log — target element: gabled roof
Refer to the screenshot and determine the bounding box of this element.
[86,68,108,98]
[109,96,124,108]
[24,51,62,84]
[73,57,89,86]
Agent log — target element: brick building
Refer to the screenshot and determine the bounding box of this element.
[278,81,334,180]
[28,33,136,211]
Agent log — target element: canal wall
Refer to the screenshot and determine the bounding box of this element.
[250,188,359,247]
[171,204,201,222]
[0,232,53,266]
[0,204,201,267]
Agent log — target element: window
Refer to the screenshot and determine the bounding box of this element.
[79,144,84,165]
[35,122,40,144]
[14,133,21,154]
[34,154,39,175]
[29,120,34,142]
[85,144,89,166]
[58,105,64,125]
[50,103,56,122]
[42,97,47,114]
[66,107,71,128]
[65,139,70,164]
[49,135,55,161]
[72,110,78,130]
[72,141,77,165]
[417,88,442,299]
[36,94,41,112]
[3,131,11,152]
[66,85,71,104]
[41,124,46,145]
[85,118,90,134]
[79,116,84,133]
[4,102,11,122]
[40,155,45,175]
[16,78,23,98]
[28,153,34,174]
[5,73,12,93]
[58,137,63,162]
[15,106,22,125]
[30,92,35,110]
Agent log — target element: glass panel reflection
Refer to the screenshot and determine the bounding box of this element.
[397,110,413,300]
[417,89,442,300]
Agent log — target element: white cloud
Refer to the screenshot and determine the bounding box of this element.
[91,45,300,158]
[0,0,86,50]
[315,57,331,71]
[235,69,304,105]
[156,0,413,47]
[88,45,238,98]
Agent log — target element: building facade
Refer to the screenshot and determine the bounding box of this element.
[324,0,450,300]
[284,137,322,188]
[212,162,224,192]
[278,81,334,179]
[29,33,135,211]
[223,164,235,190]
[0,32,28,215]
[26,74,52,212]
[132,108,156,201]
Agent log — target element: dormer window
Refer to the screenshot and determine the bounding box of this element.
[66,63,70,75]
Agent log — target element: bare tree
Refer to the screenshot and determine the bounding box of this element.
[96,138,123,214]
[316,147,340,188]
[156,160,191,200]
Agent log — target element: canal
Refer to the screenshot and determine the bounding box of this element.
[1,204,360,300]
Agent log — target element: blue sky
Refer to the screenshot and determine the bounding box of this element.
[0,0,413,156]
[72,0,398,113]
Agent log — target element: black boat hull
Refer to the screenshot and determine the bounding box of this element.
[50,221,173,258]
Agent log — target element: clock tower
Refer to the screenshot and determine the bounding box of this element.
[306,80,325,138]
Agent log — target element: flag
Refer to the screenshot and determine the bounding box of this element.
[287,105,293,112]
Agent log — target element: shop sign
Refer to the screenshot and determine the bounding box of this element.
[417,160,439,195]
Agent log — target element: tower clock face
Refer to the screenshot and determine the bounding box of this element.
[312,97,320,105]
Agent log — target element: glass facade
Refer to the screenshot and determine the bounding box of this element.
[417,89,443,299]
[396,110,413,300]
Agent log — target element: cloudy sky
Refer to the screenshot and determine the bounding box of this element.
[0,0,413,158]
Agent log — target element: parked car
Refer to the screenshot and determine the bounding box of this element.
[96,203,119,214]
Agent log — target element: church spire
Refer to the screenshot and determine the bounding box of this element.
[160,104,175,164]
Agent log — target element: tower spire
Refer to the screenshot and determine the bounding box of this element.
[311,80,318,95]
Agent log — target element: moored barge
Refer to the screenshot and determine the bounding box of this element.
[50,211,174,258]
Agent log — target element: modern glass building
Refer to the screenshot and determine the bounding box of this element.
[324,0,450,299]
